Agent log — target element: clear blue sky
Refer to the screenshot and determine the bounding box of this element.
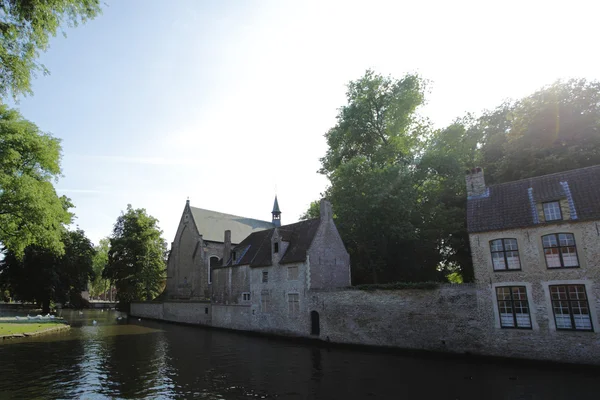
[9,0,600,246]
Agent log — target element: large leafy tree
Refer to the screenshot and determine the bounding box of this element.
[0,0,101,99]
[477,78,600,184]
[89,237,111,299]
[318,70,438,283]
[0,104,73,256]
[0,229,96,312]
[103,205,167,304]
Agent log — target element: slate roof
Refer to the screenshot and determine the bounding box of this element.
[189,206,274,244]
[229,218,321,267]
[467,165,600,233]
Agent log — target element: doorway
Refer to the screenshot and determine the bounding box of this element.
[310,311,320,336]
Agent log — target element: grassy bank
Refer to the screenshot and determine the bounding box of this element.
[0,322,68,337]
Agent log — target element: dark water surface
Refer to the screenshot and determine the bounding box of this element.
[0,309,599,399]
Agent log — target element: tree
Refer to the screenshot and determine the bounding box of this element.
[299,200,320,220]
[0,229,96,312]
[317,70,436,283]
[89,237,110,299]
[0,0,102,99]
[103,205,167,305]
[477,79,600,184]
[0,104,73,257]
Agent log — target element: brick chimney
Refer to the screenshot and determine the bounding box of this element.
[465,167,486,198]
[223,230,231,263]
[320,198,333,220]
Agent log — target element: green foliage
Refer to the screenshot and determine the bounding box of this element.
[299,200,320,220]
[89,237,110,298]
[477,78,600,184]
[318,69,445,283]
[103,205,167,304]
[0,229,96,312]
[0,0,101,99]
[0,104,73,257]
[353,282,440,291]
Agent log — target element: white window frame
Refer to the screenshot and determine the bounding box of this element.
[543,280,598,333]
[491,282,537,330]
[543,201,562,221]
[288,293,300,315]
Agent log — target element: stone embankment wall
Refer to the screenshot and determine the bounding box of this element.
[131,284,600,366]
[132,301,211,325]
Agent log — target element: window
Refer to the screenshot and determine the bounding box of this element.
[550,285,593,331]
[543,201,562,221]
[242,292,251,301]
[261,290,270,312]
[262,271,268,283]
[288,293,299,314]
[495,286,532,329]
[490,239,521,271]
[274,242,279,253]
[205,307,209,314]
[231,251,237,264]
[542,233,579,268]
[288,266,299,280]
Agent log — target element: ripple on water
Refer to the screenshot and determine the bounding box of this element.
[1,310,600,399]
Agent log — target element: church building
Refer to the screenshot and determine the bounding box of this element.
[164,197,351,305]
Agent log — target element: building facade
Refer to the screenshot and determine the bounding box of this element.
[467,166,600,352]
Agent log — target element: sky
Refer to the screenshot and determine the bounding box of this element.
[9,0,600,246]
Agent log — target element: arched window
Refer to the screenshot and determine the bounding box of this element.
[489,239,521,271]
[208,256,220,284]
[542,233,579,268]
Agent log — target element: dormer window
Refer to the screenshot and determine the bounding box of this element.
[274,242,279,253]
[543,201,562,221]
[231,251,237,264]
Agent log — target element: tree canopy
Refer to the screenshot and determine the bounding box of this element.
[0,228,95,312]
[89,237,111,299]
[103,205,167,304]
[308,73,600,285]
[0,104,73,257]
[0,0,101,99]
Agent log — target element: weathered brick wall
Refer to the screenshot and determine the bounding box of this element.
[212,264,251,305]
[131,301,211,325]
[308,286,482,354]
[211,304,252,330]
[130,302,164,320]
[308,219,351,289]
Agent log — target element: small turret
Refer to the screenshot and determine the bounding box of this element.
[272,196,281,227]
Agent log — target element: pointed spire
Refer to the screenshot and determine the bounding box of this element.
[272,196,281,226]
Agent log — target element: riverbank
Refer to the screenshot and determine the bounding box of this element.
[0,322,70,339]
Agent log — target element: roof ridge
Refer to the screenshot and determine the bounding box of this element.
[487,165,600,189]
[189,206,273,224]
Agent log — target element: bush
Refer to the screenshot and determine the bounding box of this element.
[353,282,440,291]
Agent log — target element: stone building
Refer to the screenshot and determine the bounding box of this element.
[164,198,276,300]
[467,166,600,346]
[164,196,351,316]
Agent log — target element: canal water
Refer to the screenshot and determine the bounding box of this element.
[0,309,599,399]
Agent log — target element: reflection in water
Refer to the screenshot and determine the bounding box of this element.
[0,309,599,399]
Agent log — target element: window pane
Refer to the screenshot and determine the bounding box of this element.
[561,247,579,267]
[506,251,521,269]
[545,248,562,268]
[558,233,575,246]
[543,235,558,248]
[551,286,568,300]
[490,240,504,252]
[543,202,561,221]
[496,287,511,300]
[492,253,506,270]
[504,239,518,251]
[568,285,587,300]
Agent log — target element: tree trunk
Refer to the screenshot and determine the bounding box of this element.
[42,299,51,314]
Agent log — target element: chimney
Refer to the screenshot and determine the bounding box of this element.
[223,230,231,264]
[465,167,486,198]
[320,199,333,220]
